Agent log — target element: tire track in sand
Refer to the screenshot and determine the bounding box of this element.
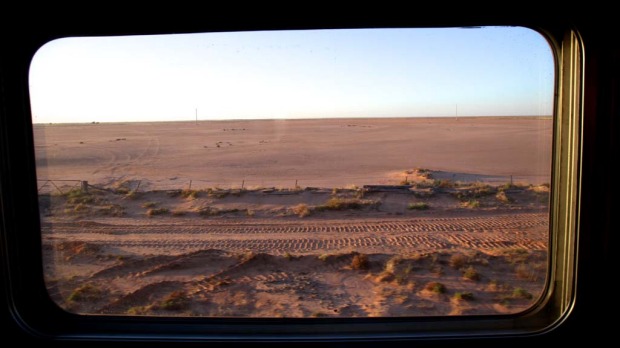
[42,213,548,255]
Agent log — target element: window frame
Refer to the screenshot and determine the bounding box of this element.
[0,21,582,342]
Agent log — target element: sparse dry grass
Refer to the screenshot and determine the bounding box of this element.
[408,202,429,210]
[512,287,533,300]
[67,283,102,302]
[463,199,480,208]
[495,191,512,203]
[462,266,481,281]
[142,201,158,208]
[515,264,539,281]
[291,204,311,217]
[206,188,229,199]
[351,253,369,270]
[449,253,469,269]
[316,197,378,211]
[181,189,199,199]
[158,291,189,310]
[146,207,169,216]
[97,204,124,216]
[453,292,474,301]
[424,281,446,294]
[433,179,455,188]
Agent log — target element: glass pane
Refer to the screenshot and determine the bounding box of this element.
[31,27,554,317]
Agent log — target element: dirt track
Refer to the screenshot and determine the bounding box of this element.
[42,212,548,256]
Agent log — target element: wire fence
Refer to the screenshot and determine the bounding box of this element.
[37,172,550,195]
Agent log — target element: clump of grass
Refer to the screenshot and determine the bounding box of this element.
[97,204,124,216]
[495,191,512,203]
[384,256,403,274]
[181,189,199,199]
[424,281,446,294]
[146,207,169,216]
[503,248,531,264]
[462,266,481,281]
[449,253,469,269]
[316,197,378,211]
[463,199,480,208]
[486,279,509,292]
[114,186,131,194]
[291,203,311,217]
[498,182,526,191]
[206,188,228,199]
[454,183,494,200]
[67,283,101,302]
[415,168,432,179]
[166,190,182,197]
[351,253,369,270]
[515,264,538,281]
[198,207,216,216]
[142,201,158,208]
[284,252,294,260]
[126,306,150,315]
[246,209,255,217]
[73,203,90,213]
[407,202,429,210]
[453,292,475,301]
[375,271,395,283]
[125,191,141,200]
[158,291,189,310]
[171,210,186,217]
[318,254,330,262]
[512,287,533,300]
[433,179,455,188]
[65,188,95,204]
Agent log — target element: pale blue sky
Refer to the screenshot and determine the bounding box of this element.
[28,27,554,124]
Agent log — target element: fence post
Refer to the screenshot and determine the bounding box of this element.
[241,180,245,190]
[188,180,192,191]
[81,181,89,192]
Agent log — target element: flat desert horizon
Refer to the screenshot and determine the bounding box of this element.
[36,116,552,317]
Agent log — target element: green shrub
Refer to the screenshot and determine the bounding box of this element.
[407,202,429,210]
[424,281,446,294]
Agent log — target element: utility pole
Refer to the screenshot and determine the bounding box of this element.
[195,108,198,125]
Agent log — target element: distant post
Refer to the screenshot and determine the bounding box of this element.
[81,181,89,192]
[195,108,198,125]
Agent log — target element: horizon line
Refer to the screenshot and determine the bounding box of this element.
[33,114,553,125]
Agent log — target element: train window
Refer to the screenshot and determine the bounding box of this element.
[6,24,581,340]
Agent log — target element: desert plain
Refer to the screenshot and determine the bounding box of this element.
[35,116,552,317]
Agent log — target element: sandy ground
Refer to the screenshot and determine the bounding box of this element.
[36,117,552,317]
[34,117,552,190]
